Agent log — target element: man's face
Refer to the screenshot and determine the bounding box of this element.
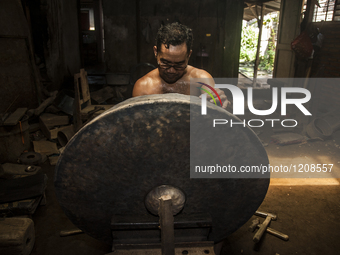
[154,43,192,84]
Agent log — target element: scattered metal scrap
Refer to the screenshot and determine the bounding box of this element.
[18,152,42,165]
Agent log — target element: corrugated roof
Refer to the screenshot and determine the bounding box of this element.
[244,0,281,21]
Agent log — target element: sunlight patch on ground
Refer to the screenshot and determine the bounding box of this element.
[268,155,340,185]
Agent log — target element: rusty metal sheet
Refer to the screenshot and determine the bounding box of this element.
[54,93,269,244]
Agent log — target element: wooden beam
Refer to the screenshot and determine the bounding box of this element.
[221,0,244,78]
[136,0,141,63]
[3,108,27,126]
[253,4,265,87]
[263,4,280,12]
[246,3,259,19]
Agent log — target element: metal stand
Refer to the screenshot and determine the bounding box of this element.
[159,196,175,255]
[108,187,215,255]
[108,242,215,255]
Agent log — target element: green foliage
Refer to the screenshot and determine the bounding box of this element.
[240,24,258,63]
[240,14,278,73]
[259,28,276,73]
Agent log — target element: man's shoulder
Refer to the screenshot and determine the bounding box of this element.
[132,69,162,97]
[187,66,213,79]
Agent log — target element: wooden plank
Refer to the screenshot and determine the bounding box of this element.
[39,117,51,139]
[273,0,304,78]
[39,113,69,139]
[80,69,91,106]
[39,113,69,127]
[91,86,115,104]
[3,108,27,126]
[40,123,70,140]
[49,124,74,141]
[73,73,83,132]
[33,140,59,155]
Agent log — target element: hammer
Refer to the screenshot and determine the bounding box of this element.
[256,224,289,241]
[249,218,289,241]
[255,210,277,221]
[248,218,260,232]
[252,211,277,243]
[253,215,272,243]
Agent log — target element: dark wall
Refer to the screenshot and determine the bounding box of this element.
[103,0,244,78]
[308,22,340,115]
[103,0,137,73]
[0,0,38,112]
[43,0,81,90]
[311,22,340,78]
[0,0,81,113]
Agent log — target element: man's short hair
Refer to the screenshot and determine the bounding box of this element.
[156,22,193,55]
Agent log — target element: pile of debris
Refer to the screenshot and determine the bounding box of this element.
[270,113,340,146]
[0,68,120,255]
[0,100,74,167]
[0,92,72,255]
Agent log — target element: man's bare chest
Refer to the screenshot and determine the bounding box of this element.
[161,82,191,95]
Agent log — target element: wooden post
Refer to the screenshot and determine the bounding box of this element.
[221,0,244,78]
[136,0,141,64]
[253,4,264,87]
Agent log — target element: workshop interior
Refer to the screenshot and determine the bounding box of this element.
[0,0,340,255]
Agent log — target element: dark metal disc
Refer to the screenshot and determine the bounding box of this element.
[54,93,269,244]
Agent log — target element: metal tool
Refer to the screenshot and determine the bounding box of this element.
[248,218,260,232]
[59,229,84,237]
[255,210,277,221]
[159,195,175,255]
[256,224,289,241]
[25,165,39,173]
[249,218,289,241]
[253,215,272,243]
[252,210,288,243]
[145,185,185,216]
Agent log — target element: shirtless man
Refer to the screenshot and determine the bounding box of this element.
[132,22,228,108]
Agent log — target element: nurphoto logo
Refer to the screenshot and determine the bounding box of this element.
[199,82,312,128]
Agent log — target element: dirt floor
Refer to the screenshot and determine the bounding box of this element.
[27,117,340,255]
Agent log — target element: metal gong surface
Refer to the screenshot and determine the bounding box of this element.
[55,93,269,244]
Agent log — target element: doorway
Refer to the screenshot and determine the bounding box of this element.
[239,1,281,87]
[79,0,105,67]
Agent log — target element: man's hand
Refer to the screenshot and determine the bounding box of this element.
[199,87,229,109]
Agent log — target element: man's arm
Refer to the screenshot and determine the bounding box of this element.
[192,68,215,88]
[194,69,229,109]
[132,78,146,97]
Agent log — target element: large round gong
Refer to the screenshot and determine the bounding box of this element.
[55,93,269,244]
